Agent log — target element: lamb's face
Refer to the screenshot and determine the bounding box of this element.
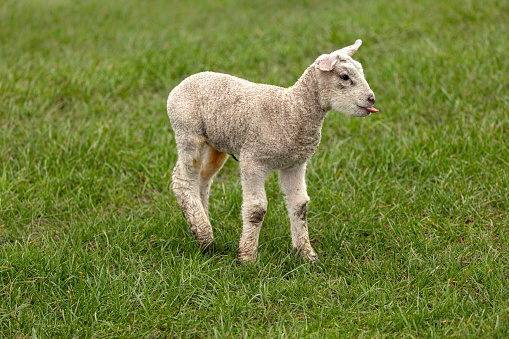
[314,40,377,117]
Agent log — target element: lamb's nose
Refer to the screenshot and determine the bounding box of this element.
[368,95,375,104]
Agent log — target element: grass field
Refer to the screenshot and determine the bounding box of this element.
[1,0,509,337]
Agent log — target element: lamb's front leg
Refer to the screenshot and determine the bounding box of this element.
[238,162,268,263]
[279,164,318,261]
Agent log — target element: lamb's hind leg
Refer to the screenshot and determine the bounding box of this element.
[172,137,214,248]
[199,145,229,216]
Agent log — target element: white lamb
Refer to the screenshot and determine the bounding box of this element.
[167,40,378,263]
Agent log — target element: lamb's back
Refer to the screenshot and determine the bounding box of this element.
[168,72,285,155]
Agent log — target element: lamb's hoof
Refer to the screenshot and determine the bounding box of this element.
[196,236,214,252]
[200,242,214,253]
[306,251,319,262]
[238,250,257,265]
[294,245,318,262]
[238,256,256,265]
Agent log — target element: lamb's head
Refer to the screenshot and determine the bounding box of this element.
[314,40,377,117]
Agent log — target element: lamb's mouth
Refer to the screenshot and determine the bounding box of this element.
[358,106,379,113]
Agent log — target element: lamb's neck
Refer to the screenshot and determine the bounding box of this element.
[287,66,327,126]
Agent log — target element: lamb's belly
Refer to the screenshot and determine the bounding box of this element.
[202,116,246,155]
[204,128,243,155]
[263,141,320,170]
[206,140,238,155]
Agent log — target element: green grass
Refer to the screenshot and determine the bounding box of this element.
[1,0,509,337]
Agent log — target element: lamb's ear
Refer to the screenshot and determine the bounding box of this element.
[335,39,362,57]
[315,54,338,71]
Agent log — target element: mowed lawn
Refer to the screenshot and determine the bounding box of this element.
[1,0,508,337]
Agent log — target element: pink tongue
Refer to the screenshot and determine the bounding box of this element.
[366,107,379,113]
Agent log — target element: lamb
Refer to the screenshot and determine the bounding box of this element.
[167,39,378,263]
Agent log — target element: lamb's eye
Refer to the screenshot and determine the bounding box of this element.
[340,74,350,81]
